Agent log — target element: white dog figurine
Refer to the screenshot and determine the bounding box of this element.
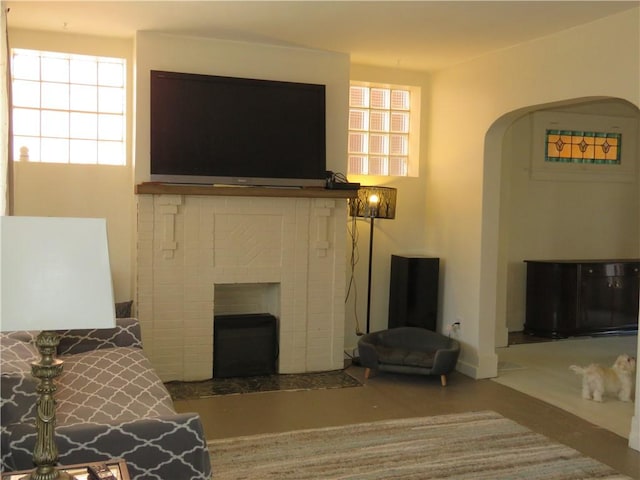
[569,354,636,402]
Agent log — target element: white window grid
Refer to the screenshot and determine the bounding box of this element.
[348,83,411,176]
[11,48,126,165]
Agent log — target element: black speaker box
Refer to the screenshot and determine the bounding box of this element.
[388,256,439,331]
[213,313,278,378]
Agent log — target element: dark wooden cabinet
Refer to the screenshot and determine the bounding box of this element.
[388,255,439,331]
[524,259,639,338]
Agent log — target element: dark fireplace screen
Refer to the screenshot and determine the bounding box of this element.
[213,313,278,378]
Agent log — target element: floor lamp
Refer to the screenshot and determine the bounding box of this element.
[0,216,116,480]
[349,186,397,334]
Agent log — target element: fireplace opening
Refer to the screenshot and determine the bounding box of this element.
[213,313,278,378]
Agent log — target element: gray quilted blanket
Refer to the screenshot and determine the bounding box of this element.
[1,318,212,480]
[55,347,176,425]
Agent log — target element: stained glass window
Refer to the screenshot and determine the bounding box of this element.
[545,129,621,165]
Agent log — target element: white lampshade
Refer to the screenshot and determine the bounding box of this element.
[0,216,115,332]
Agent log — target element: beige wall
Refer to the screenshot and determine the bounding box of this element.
[7,28,351,305]
[1,3,8,216]
[13,163,134,301]
[504,101,639,333]
[8,29,135,302]
[133,31,350,184]
[428,8,639,379]
[345,64,432,352]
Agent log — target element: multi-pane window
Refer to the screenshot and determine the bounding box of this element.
[11,49,126,165]
[348,83,413,176]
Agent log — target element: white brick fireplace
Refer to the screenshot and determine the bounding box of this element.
[135,186,350,382]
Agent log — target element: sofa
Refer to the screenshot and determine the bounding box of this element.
[357,327,461,386]
[0,318,212,480]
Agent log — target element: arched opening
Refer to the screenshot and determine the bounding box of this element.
[481,96,640,441]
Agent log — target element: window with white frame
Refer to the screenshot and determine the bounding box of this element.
[11,48,126,165]
[348,82,419,176]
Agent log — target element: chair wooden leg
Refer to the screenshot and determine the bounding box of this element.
[364,368,371,380]
[440,374,447,387]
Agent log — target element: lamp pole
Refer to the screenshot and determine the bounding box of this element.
[365,193,379,334]
[348,186,396,338]
[366,216,375,334]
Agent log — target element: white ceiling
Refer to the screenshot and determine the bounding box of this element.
[5,1,639,71]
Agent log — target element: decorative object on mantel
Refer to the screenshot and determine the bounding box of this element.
[0,216,115,480]
[349,186,397,334]
[207,410,632,480]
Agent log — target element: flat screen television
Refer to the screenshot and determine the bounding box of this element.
[150,70,327,187]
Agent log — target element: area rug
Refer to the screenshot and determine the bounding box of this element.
[165,369,361,400]
[208,410,632,479]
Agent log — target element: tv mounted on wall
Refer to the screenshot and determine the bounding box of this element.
[150,70,327,187]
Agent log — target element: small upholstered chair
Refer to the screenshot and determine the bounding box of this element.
[357,327,460,386]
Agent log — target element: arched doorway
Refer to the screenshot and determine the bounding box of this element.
[482,96,640,447]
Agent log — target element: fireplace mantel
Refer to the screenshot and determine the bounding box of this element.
[136,182,357,199]
[136,189,349,382]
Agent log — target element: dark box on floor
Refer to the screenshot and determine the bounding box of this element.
[214,313,278,378]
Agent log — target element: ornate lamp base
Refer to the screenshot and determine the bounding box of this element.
[26,331,75,480]
[22,469,75,480]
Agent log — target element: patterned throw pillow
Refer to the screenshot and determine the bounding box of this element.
[0,336,39,432]
[115,300,133,318]
[55,347,176,425]
[0,374,38,423]
[0,335,39,373]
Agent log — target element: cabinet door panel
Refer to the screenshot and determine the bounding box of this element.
[526,260,639,337]
[612,275,640,328]
[579,263,640,333]
[525,262,578,337]
[580,274,614,329]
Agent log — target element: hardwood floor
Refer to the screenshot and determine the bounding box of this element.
[496,333,637,439]
[174,364,640,479]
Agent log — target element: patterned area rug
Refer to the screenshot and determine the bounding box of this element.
[208,411,632,479]
[165,369,361,400]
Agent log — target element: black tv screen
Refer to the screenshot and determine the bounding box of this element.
[149,70,327,187]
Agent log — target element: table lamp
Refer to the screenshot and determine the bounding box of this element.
[0,216,115,480]
[349,186,397,334]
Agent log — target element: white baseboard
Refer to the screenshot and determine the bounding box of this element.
[629,415,639,451]
[456,352,498,380]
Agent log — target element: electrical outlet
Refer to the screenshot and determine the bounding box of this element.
[446,321,461,336]
[446,320,461,337]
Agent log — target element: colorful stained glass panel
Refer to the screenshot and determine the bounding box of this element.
[545,129,621,165]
